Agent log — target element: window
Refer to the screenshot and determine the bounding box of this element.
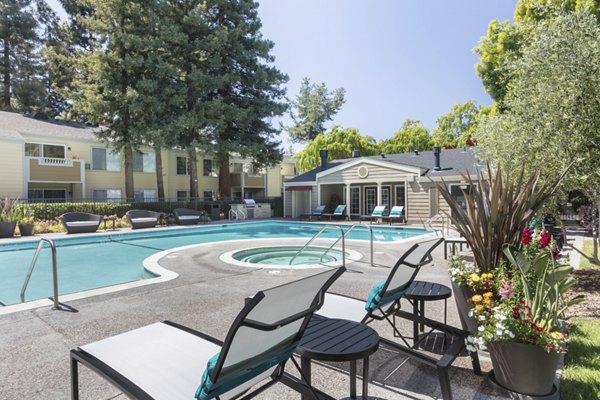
[25,143,66,159]
[382,187,390,209]
[395,185,406,208]
[176,157,190,175]
[177,190,189,201]
[231,162,243,173]
[134,189,157,202]
[247,164,263,177]
[450,184,472,209]
[133,152,156,173]
[92,148,121,171]
[203,159,217,177]
[28,189,67,202]
[203,191,214,201]
[93,189,122,202]
[350,187,360,215]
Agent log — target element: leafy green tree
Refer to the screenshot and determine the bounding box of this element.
[294,126,380,172]
[0,0,57,111]
[285,77,345,143]
[431,101,480,148]
[379,119,432,154]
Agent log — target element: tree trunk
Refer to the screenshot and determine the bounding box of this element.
[188,148,199,200]
[2,38,11,109]
[593,203,599,262]
[123,144,135,201]
[155,148,165,201]
[218,154,231,200]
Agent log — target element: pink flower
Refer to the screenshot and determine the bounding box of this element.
[521,228,533,245]
[499,280,515,299]
[539,231,551,248]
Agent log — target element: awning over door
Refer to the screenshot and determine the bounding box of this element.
[285,186,313,191]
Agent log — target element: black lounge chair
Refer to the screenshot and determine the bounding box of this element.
[382,206,405,224]
[299,205,327,221]
[322,204,348,221]
[316,238,480,400]
[70,267,345,400]
[58,212,102,234]
[360,205,387,224]
[126,209,160,229]
[173,208,206,225]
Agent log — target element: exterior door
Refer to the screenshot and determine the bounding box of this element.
[365,187,377,214]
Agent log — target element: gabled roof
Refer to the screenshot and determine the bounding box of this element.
[0,111,100,142]
[286,148,482,183]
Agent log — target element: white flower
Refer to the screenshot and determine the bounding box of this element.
[468,310,474,317]
[496,329,504,336]
[495,322,505,329]
[478,326,485,332]
[478,315,486,321]
[466,345,477,352]
[505,330,515,338]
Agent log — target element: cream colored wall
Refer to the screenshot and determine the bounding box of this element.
[266,166,282,197]
[406,180,430,224]
[0,140,24,197]
[319,162,415,184]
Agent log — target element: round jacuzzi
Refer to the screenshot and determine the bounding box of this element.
[220,246,362,269]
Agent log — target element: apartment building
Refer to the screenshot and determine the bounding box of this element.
[0,111,295,201]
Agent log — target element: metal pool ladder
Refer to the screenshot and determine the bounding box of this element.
[289,225,346,266]
[20,238,61,309]
[321,223,375,266]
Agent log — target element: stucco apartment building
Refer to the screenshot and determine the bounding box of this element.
[0,111,296,202]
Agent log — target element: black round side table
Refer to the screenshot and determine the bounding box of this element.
[404,281,452,346]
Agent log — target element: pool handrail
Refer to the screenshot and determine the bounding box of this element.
[289,225,346,267]
[321,224,374,266]
[20,238,60,309]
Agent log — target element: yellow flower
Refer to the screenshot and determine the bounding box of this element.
[483,298,493,305]
[483,292,493,298]
[471,294,483,303]
[475,304,484,311]
[550,332,564,340]
[469,274,481,283]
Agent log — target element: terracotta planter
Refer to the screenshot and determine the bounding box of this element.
[451,282,479,332]
[488,341,559,396]
[18,223,34,236]
[0,221,17,238]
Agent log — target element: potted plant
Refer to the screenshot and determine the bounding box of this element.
[464,228,584,396]
[0,197,19,238]
[17,206,35,236]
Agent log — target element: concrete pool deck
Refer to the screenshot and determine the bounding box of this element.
[0,222,507,399]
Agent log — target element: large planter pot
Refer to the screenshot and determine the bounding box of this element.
[18,223,34,236]
[488,342,559,396]
[451,282,479,332]
[0,221,17,238]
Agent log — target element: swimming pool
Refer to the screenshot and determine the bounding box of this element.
[0,221,431,307]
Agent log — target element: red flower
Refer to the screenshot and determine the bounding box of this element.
[521,228,533,245]
[552,247,561,259]
[539,231,551,248]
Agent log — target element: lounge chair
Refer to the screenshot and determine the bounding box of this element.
[70,267,345,400]
[126,209,160,229]
[58,212,102,234]
[383,206,405,224]
[299,205,327,221]
[316,238,480,400]
[360,205,387,224]
[173,208,206,225]
[322,204,348,221]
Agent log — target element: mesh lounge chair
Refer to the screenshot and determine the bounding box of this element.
[58,212,102,234]
[322,205,348,221]
[360,205,387,224]
[383,206,405,224]
[316,238,480,400]
[126,209,160,229]
[70,267,345,400]
[299,205,327,221]
[173,208,206,225]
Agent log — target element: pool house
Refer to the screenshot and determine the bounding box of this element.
[283,147,481,223]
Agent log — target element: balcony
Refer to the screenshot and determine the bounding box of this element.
[28,157,83,182]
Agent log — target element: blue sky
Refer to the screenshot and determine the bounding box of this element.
[47,0,515,151]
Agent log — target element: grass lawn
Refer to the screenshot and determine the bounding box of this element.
[580,239,600,270]
[561,318,600,400]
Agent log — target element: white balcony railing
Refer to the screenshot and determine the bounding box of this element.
[37,157,74,167]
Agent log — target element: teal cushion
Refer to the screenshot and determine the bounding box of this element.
[364,280,408,312]
[372,209,384,216]
[390,209,401,216]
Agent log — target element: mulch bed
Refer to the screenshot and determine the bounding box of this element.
[566,269,600,319]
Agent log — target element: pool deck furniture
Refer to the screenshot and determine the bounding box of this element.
[296,316,379,400]
[401,281,452,346]
[444,237,469,259]
[383,206,405,224]
[102,215,117,231]
[360,205,387,224]
[322,205,349,221]
[70,267,346,400]
[315,238,480,400]
[173,208,206,225]
[125,210,161,230]
[299,205,327,221]
[58,212,102,234]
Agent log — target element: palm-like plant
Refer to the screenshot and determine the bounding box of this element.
[435,163,571,273]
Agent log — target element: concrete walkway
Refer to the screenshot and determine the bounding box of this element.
[0,222,506,399]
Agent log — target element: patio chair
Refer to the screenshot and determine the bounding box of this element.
[360,205,387,224]
[126,209,160,229]
[70,267,346,400]
[299,205,327,221]
[316,237,480,400]
[58,212,102,234]
[322,204,348,221]
[383,206,405,224]
[173,208,206,225]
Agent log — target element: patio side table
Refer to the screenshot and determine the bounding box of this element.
[102,216,117,231]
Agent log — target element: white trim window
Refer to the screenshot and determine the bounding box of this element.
[25,142,67,159]
[92,148,121,171]
[177,190,189,201]
[203,159,217,177]
[350,187,360,215]
[203,190,214,201]
[449,184,472,209]
[176,156,190,175]
[28,189,67,202]
[93,189,122,202]
[134,189,157,202]
[133,151,156,173]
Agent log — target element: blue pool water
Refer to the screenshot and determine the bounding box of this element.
[0,221,430,306]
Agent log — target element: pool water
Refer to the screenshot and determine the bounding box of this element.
[232,246,345,265]
[0,221,431,306]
